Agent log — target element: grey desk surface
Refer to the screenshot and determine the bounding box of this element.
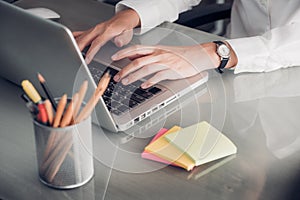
[1,0,300,199]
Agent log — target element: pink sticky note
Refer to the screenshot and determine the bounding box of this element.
[142,128,178,166]
[149,128,168,143]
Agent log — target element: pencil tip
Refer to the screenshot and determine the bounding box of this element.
[105,70,111,78]
[44,99,50,104]
[37,72,45,83]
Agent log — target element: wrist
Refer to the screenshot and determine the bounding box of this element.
[201,42,220,69]
[201,41,238,70]
[126,9,141,28]
[114,9,141,29]
[223,41,238,69]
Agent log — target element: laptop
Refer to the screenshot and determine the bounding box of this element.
[0,1,208,132]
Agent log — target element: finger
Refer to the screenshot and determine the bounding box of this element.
[127,54,145,60]
[72,31,84,38]
[113,55,162,82]
[111,45,155,61]
[85,33,115,64]
[140,69,171,89]
[85,24,131,63]
[121,64,167,85]
[76,28,99,51]
[113,29,133,47]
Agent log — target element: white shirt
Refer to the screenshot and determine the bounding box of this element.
[116,0,300,74]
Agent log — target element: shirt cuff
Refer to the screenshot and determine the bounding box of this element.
[226,36,270,74]
[227,35,293,74]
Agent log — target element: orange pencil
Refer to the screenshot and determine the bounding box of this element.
[42,132,72,176]
[52,94,67,128]
[44,99,53,125]
[41,94,67,171]
[45,93,79,181]
[75,72,110,123]
[73,80,88,118]
[60,93,78,127]
[46,135,73,182]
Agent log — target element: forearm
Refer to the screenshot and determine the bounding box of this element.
[108,8,140,29]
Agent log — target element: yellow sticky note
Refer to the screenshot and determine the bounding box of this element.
[164,121,237,166]
[145,126,195,171]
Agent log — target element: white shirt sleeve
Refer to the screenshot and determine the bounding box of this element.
[116,0,201,34]
[227,22,300,74]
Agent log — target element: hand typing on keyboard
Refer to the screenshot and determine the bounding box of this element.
[111,44,217,89]
[89,65,161,116]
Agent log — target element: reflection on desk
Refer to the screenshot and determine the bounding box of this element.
[231,67,300,159]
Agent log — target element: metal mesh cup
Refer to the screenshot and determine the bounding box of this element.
[33,116,94,189]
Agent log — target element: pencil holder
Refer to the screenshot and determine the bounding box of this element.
[33,116,94,189]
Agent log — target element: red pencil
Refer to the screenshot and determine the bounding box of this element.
[37,102,48,124]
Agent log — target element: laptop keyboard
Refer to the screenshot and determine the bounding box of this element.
[88,65,162,116]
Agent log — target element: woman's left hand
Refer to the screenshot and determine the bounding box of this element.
[111,43,220,89]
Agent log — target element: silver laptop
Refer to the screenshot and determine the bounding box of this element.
[0,1,208,132]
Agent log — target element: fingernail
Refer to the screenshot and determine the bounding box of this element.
[85,56,91,64]
[115,40,122,47]
[114,74,120,82]
[141,83,149,89]
[111,54,117,60]
[122,78,129,85]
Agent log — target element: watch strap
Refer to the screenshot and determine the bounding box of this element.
[213,40,224,46]
[213,41,229,74]
[215,58,228,74]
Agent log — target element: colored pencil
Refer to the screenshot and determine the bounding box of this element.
[44,99,53,125]
[52,94,67,128]
[73,80,88,118]
[41,94,67,172]
[45,74,110,181]
[75,72,110,123]
[60,93,78,127]
[37,73,57,111]
[21,80,48,124]
[21,93,39,116]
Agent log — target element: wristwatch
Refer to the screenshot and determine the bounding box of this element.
[213,41,230,74]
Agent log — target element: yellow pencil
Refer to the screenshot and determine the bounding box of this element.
[21,80,42,104]
[21,80,48,124]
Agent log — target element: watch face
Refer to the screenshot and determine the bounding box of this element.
[217,44,230,58]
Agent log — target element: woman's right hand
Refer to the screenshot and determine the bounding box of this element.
[73,9,140,64]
